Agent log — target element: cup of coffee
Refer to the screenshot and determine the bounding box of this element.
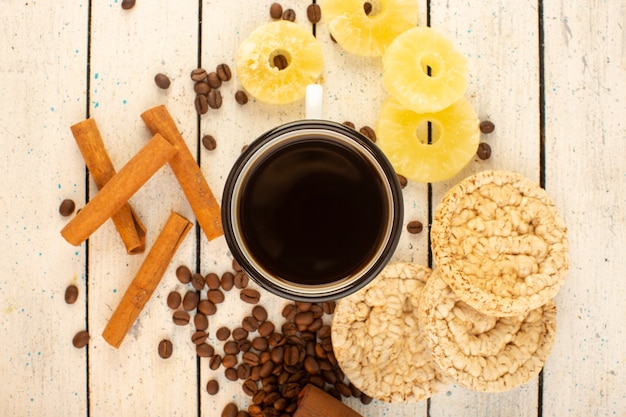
[222,86,403,301]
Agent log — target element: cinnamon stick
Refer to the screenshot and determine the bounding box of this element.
[61,134,177,246]
[70,118,147,254]
[102,212,192,348]
[140,105,223,240]
[294,385,363,417]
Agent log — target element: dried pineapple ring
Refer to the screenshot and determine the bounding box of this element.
[418,271,557,392]
[383,26,468,113]
[431,170,569,316]
[332,262,449,403]
[376,95,479,183]
[235,21,323,104]
[321,0,418,57]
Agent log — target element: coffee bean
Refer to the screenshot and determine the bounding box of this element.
[269,2,283,19]
[194,313,209,331]
[349,382,362,398]
[192,331,208,345]
[234,271,249,289]
[238,339,252,352]
[479,120,495,134]
[285,402,298,413]
[359,125,377,142]
[360,392,373,404]
[216,326,231,341]
[397,174,408,189]
[263,391,281,405]
[322,369,337,384]
[222,402,238,417]
[240,288,261,304]
[176,265,192,284]
[198,299,217,316]
[209,354,222,370]
[221,272,235,291]
[281,322,297,337]
[154,73,171,89]
[191,68,208,82]
[272,54,289,70]
[252,336,269,352]
[202,134,217,151]
[235,90,249,105]
[216,63,232,81]
[258,321,275,337]
[274,397,288,411]
[248,404,263,416]
[284,345,300,366]
[314,343,326,359]
[232,327,249,341]
[195,94,209,114]
[237,363,252,380]
[252,389,266,405]
[307,318,323,332]
[243,379,259,396]
[165,291,181,309]
[232,259,243,272]
[224,340,240,355]
[206,379,219,395]
[225,367,239,381]
[310,304,324,318]
[294,311,314,326]
[59,199,76,216]
[235,411,250,417]
[173,310,190,326]
[304,355,320,374]
[282,8,296,21]
[306,3,321,23]
[207,72,222,89]
[281,382,300,398]
[204,272,220,289]
[267,332,285,347]
[327,387,341,400]
[295,301,312,312]
[317,325,331,339]
[477,142,492,160]
[121,0,135,10]
[222,354,238,368]
[64,285,78,304]
[158,339,173,359]
[407,220,424,234]
[242,316,259,332]
[342,121,356,129]
[243,351,260,366]
[207,289,225,304]
[191,273,205,291]
[364,2,373,14]
[309,374,325,388]
[281,304,297,321]
[207,89,223,109]
[196,343,215,357]
[252,305,268,322]
[194,81,210,95]
[182,291,200,311]
[72,330,89,348]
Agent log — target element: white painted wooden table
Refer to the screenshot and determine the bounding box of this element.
[1,1,624,416]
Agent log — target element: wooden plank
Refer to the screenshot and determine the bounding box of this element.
[0,2,89,416]
[428,1,541,416]
[86,2,199,416]
[541,1,626,415]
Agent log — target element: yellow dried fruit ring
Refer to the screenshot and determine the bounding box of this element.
[236,21,323,105]
[321,0,418,57]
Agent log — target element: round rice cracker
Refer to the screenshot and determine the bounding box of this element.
[331,262,449,403]
[431,170,569,317]
[418,270,557,392]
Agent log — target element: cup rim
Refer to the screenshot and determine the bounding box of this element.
[222,119,404,302]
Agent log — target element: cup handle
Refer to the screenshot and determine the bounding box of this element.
[305,84,323,119]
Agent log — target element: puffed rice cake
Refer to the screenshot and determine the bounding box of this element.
[418,270,557,392]
[431,170,568,316]
[331,262,449,403]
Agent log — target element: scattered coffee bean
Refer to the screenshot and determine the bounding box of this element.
[216,326,231,341]
[191,273,205,291]
[306,3,322,23]
[281,322,297,337]
[407,220,424,234]
[72,330,89,348]
[232,327,249,341]
[205,272,221,290]
[176,265,192,284]
[173,310,190,326]
[282,8,296,21]
[252,390,266,405]
[194,313,209,331]
[243,379,259,396]
[269,2,283,19]
[64,285,79,304]
[202,134,217,151]
[207,72,222,89]
[59,199,76,216]
[238,339,252,352]
[225,367,239,381]
[222,354,238,368]
[364,2,373,14]
[360,392,374,404]
[221,272,235,291]
[294,311,314,326]
[121,0,135,10]
[240,288,261,304]
[342,121,356,129]
[207,89,223,109]
[397,174,408,189]
[234,271,249,289]
[166,291,181,309]
[282,304,297,321]
[243,351,260,366]
[477,142,492,160]
[252,337,269,352]
[242,316,259,332]
[232,259,242,272]
[479,120,495,134]
[209,354,222,370]
[182,291,200,311]
[195,94,209,114]
[192,331,208,345]
[196,343,215,358]
[304,355,320,374]
[207,289,225,304]
[222,402,239,417]
[154,73,171,89]
[238,363,252,380]
[252,305,268,322]
[295,301,312,312]
[235,90,249,105]
[158,339,173,359]
[216,63,232,81]
[206,379,219,395]
[359,125,377,142]
[224,340,240,355]
[273,54,289,70]
[190,68,208,82]
[197,299,217,316]
[194,81,210,95]
[258,321,275,337]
